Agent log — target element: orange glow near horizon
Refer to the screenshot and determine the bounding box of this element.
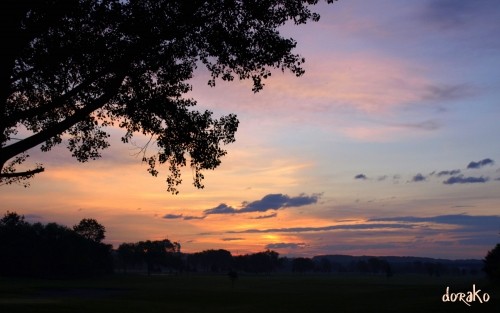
[3,1,500,261]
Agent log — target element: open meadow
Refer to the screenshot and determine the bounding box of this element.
[0,273,498,313]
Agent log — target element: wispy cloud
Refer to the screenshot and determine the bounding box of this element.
[420,0,499,31]
[227,223,415,234]
[23,214,44,223]
[443,175,489,185]
[422,84,476,102]
[203,204,238,215]
[377,175,388,181]
[222,238,244,242]
[369,214,500,232]
[436,169,461,177]
[224,214,500,239]
[183,215,206,220]
[411,173,426,182]
[163,193,319,221]
[251,213,278,219]
[162,214,206,220]
[204,193,320,215]
[265,242,305,250]
[163,214,183,219]
[354,174,367,180]
[467,158,494,169]
[317,243,403,252]
[354,158,497,187]
[242,193,319,213]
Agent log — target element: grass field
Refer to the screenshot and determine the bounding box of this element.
[0,273,498,313]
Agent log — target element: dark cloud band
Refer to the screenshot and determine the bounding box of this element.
[204,193,320,215]
[443,175,489,185]
[227,223,414,234]
[265,242,305,249]
[163,193,320,220]
[467,158,494,169]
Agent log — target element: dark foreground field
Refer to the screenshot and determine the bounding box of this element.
[0,273,498,313]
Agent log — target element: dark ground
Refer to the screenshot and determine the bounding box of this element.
[0,273,498,313]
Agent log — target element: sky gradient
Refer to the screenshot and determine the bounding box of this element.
[2,0,500,259]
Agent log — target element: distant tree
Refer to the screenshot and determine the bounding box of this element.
[0,0,335,192]
[188,249,233,272]
[0,211,28,228]
[424,262,442,277]
[231,250,280,274]
[292,257,314,273]
[383,261,393,278]
[140,240,166,275]
[368,257,379,273]
[483,244,500,283]
[0,211,32,276]
[73,218,106,243]
[355,260,370,273]
[117,242,142,273]
[368,257,389,274]
[136,239,180,275]
[318,258,332,273]
[164,241,183,271]
[249,250,280,273]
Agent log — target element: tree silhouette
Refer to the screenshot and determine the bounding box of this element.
[117,239,181,275]
[0,211,31,275]
[0,211,28,228]
[483,243,500,283]
[0,211,113,278]
[292,257,314,273]
[73,218,106,243]
[318,257,332,273]
[0,0,335,192]
[188,249,233,272]
[117,242,142,273]
[233,250,280,273]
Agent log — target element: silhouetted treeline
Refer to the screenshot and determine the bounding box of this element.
[186,249,233,272]
[311,255,483,276]
[291,257,315,273]
[116,239,182,275]
[181,254,481,276]
[115,248,282,274]
[233,250,280,273]
[0,212,489,279]
[0,212,112,278]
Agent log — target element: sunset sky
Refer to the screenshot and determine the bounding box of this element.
[2,0,500,260]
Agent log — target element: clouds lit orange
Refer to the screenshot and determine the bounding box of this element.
[2,0,500,260]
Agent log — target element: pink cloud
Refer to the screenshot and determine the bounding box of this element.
[190,51,439,120]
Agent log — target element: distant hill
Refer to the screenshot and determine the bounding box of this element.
[310,255,483,275]
[313,254,482,265]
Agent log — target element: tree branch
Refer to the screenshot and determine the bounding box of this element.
[8,68,110,123]
[0,73,125,165]
[0,167,44,178]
